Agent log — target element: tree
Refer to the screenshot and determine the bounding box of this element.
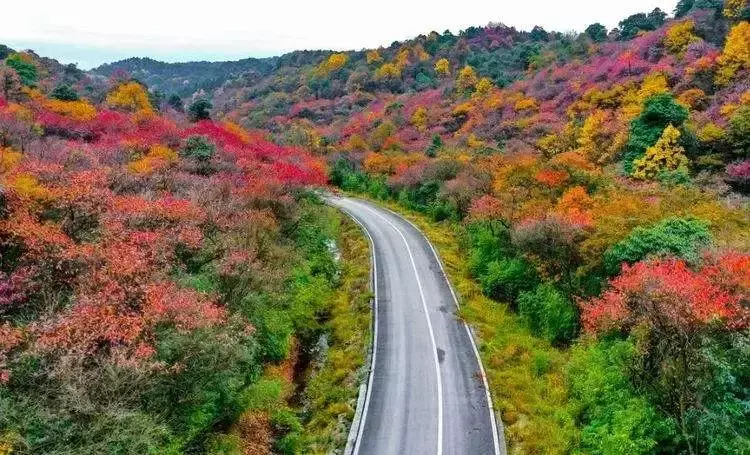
[0,45,13,60]
[726,106,750,157]
[584,23,608,42]
[580,255,749,452]
[180,135,216,162]
[674,0,695,17]
[647,8,668,28]
[167,94,184,112]
[106,81,153,112]
[618,9,665,40]
[365,50,382,64]
[0,67,22,101]
[512,216,587,293]
[724,0,749,18]
[632,125,690,180]
[529,26,549,42]
[474,77,494,97]
[410,107,428,131]
[5,54,37,87]
[374,63,401,80]
[456,65,478,93]
[50,84,80,101]
[188,98,212,122]
[518,283,577,343]
[603,217,712,275]
[665,20,700,56]
[715,21,750,86]
[623,94,689,175]
[434,58,450,76]
[425,134,442,157]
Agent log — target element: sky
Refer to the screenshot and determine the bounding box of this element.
[1,0,678,69]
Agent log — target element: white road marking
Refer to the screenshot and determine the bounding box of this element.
[335,204,379,455]
[377,203,503,455]
[353,200,444,455]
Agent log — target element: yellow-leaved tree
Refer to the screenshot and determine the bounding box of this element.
[664,20,700,56]
[434,58,450,77]
[632,125,689,180]
[716,21,750,85]
[375,63,402,80]
[106,81,153,112]
[410,107,428,131]
[474,77,494,97]
[456,65,478,92]
[366,50,383,65]
[316,53,349,76]
[724,0,748,18]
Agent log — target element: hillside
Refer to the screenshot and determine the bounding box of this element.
[93,56,280,97]
[0,0,749,453]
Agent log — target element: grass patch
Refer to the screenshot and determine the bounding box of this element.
[299,211,373,453]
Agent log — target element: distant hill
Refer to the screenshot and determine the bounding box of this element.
[91,56,282,97]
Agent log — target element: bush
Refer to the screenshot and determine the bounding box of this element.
[568,340,676,455]
[181,135,216,162]
[188,98,213,121]
[479,257,538,303]
[518,284,578,344]
[50,84,80,101]
[466,221,514,278]
[603,217,712,275]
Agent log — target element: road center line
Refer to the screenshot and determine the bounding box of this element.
[354,201,444,455]
[377,205,503,455]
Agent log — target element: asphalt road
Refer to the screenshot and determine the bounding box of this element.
[328,196,502,455]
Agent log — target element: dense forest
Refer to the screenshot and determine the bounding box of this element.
[1,0,749,453]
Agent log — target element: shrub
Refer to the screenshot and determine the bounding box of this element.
[603,217,712,275]
[479,257,538,303]
[518,284,578,344]
[568,340,676,454]
[50,84,80,101]
[181,135,216,162]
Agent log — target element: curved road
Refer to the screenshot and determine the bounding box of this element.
[328,196,503,455]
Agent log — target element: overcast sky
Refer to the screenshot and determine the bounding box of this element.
[1,0,677,69]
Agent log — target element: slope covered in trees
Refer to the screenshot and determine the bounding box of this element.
[0,48,372,454]
[164,0,747,452]
[1,0,749,453]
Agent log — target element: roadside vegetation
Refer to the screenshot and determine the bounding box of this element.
[1,0,749,453]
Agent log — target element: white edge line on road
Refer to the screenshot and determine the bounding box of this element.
[355,200,444,455]
[375,202,505,455]
[334,203,378,455]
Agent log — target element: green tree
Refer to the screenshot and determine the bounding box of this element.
[167,94,184,112]
[50,84,79,101]
[188,98,212,121]
[568,340,677,454]
[674,0,695,17]
[5,54,37,87]
[623,93,689,174]
[727,106,750,158]
[518,284,578,344]
[0,45,13,60]
[603,217,712,275]
[181,135,216,161]
[585,23,608,42]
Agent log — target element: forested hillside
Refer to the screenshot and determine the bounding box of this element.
[1,0,749,453]
[0,44,372,453]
